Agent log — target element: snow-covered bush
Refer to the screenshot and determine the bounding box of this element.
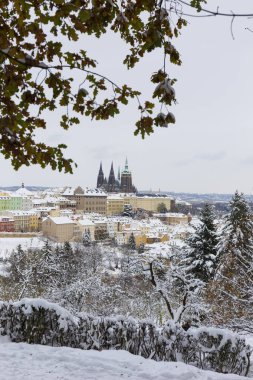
[183,326,251,376]
[0,299,250,376]
[0,298,79,347]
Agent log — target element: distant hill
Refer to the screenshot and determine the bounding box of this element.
[0,186,50,192]
[138,191,253,203]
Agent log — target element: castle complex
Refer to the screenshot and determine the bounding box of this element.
[97,158,137,193]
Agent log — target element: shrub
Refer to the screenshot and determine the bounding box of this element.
[0,299,250,376]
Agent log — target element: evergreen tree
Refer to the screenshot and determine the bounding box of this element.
[207,191,253,327]
[122,204,134,217]
[217,191,253,264]
[157,202,168,214]
[128,233,136,251]
[185,204,218,283]
[83,229,92,246]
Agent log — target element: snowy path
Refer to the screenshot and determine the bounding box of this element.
[0,336,250,380]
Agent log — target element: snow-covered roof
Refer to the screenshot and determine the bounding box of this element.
[62,187,77,196]
[60,209,73,214]
[46,197,70,203]
[48,217,75,225]
[83,187,107,197]
[93,219,108,225]
[8,211,38,216]
[32,207,57,212]
[78,219,95,226]
[32,199,46,205]
[153,213,187,218]
[107,216,132,223]
[62,187,107,197]
[15,187,33,196]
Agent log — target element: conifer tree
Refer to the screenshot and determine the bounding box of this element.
[217,191,253,264]
[128,233,136,251]
[185,204,218,283]
[83,229,92,246]
[208,191,253,327]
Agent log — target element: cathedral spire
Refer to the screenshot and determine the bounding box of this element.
[97,162,104,188]
[122,157,130,174]
[109,162,115,179]
[125,157,128,171]
[99,161,103,174]
[108,162,116,191]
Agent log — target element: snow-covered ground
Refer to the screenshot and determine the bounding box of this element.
[0,237,45,258]
[0,336,249,380]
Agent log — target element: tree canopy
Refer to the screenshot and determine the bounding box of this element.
[0,0,188,173]
[1,0,250,173]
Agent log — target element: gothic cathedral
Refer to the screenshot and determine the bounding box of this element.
[96,159,137,193]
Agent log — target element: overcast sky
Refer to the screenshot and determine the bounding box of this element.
[1,0,253,194]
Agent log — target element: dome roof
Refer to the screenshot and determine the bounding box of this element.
[15,185,33,196]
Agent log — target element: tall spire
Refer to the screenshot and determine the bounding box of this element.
[117,166,121,182]
[108,161,116,192]
[99,161,103,174]
[97,162,104,188]
[122,157,130,174]
[125,157,128,171]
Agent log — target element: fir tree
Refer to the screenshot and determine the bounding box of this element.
[207,191,253,327]
[217,191,253,264]
[128,233,136,251]
[83,229,92,246]
[185,204,218,283]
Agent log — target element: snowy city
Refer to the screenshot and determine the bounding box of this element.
[1,0,253,379]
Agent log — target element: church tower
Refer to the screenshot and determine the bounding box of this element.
[121,158,135,193]
[97,162,104,188]
[107,162,116,192]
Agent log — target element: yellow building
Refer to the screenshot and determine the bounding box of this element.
[29,213,39,231]
[153,213,189,225]
[63,187,107,215]
[107,195,174,215]
[146,234,169,244]
[8,211,39,232]
[107,196,126,215]
[42,216,77,242]
[135,234,147,248]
